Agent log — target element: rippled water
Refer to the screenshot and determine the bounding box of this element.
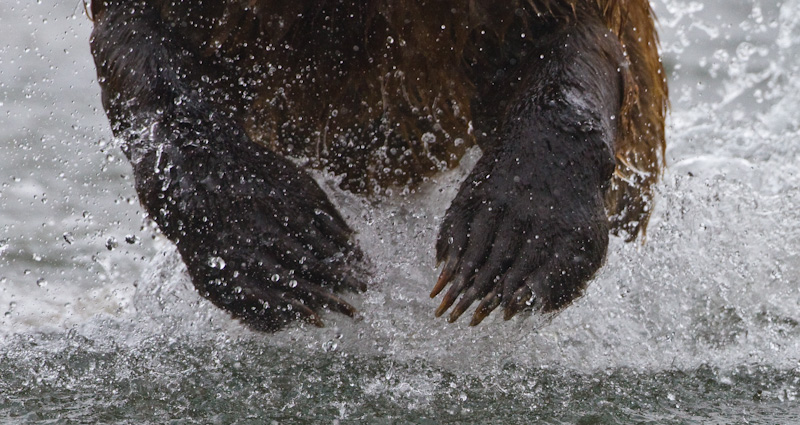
[1,0,799,423]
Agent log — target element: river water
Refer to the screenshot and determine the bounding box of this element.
[1,0,799,423]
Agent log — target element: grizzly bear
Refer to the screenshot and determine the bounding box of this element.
[90,0,667,331]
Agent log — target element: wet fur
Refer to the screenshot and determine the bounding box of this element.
[93,0,666,236]
[90,0,667,329]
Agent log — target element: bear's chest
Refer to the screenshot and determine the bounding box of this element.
[161,0,554,192]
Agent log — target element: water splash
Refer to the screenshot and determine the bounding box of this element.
[2,0,800,422]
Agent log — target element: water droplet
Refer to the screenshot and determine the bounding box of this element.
[271,274,280,282]
[105,237,118,251]
[36,278,47,288]
[208,256,226,269]
[63,232,74,244]
[322,340,338,352]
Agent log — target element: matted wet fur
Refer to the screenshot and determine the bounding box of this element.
[90,0,667,330]
[93,0,666,236]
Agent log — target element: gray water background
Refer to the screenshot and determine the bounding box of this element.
[1,0,800,423]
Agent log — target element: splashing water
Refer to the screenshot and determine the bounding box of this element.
[1,0,799,423]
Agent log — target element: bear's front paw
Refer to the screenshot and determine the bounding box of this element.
[172,152,367,331]
[430,153,609,326]
[174,174,366,331]
[136,117,367,332]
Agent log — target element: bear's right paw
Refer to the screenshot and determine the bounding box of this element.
[430,144,609,326]
[136,114,367,332]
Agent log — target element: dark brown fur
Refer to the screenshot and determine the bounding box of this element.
[93,0,666,233]
[90,0,667,330]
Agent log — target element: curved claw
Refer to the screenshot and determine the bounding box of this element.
[430,259,457,299]
[503,285,535,321]
[470,288,502,326]
[434,206,499,318]
[285,297,325,328]
[293,279,359,318]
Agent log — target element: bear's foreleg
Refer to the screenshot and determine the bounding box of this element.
[433,14,625,325]
[90,0,364,331]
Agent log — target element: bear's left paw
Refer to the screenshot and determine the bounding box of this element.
[430,151,609,326]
